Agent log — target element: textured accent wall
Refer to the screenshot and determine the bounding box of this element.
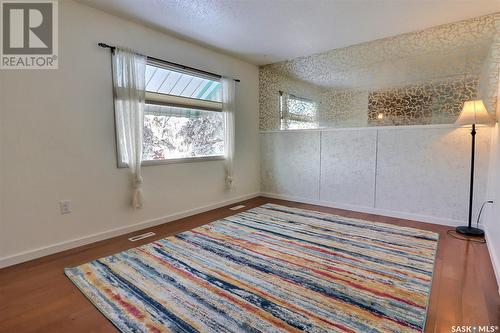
[480,18,500,114]
[367,77,479,126]
[259,13,499,130]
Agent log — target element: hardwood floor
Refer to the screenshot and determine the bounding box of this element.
[1,196,499,332]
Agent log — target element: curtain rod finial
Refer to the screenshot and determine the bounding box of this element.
[98,43,115,51]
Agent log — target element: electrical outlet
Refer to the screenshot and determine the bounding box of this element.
[60,200,72,214]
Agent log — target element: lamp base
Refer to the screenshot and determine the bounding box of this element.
[456,226,484,237]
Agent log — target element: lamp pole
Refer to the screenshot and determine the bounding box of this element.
[456,122,484,236]
[467,123,475,228]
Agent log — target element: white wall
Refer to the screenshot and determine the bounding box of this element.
[481,17,500,293]
[0,0,260,267]
[261,125,492,226]
[485,124,500,293]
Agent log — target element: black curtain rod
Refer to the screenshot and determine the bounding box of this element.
[98,43,240,82]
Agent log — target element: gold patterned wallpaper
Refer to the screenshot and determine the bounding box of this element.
[367,77,478,126]
[259,13,500,131]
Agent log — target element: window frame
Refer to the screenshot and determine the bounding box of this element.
[116,59,226,168]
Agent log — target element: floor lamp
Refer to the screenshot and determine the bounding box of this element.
[455,100,495,236]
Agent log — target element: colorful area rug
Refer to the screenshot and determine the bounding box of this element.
[65,203,438,333]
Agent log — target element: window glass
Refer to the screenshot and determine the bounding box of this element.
[143,104,224,161]
[280,92,318,130]
[145,64,222,102]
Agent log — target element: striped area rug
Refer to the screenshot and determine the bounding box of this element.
[65,204,438,333]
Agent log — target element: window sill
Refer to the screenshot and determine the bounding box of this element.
[118,155,225,168]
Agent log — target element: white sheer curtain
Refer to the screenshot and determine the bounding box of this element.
[222,77,236,189]
[112,48,147,208]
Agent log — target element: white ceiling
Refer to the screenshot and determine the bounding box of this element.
[77,0,500,65]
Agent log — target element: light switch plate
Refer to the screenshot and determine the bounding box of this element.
[60,200,72,214]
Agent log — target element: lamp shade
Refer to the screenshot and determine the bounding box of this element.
[455,100,494,125]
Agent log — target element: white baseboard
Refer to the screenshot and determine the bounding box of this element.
[484,227,500,296]
[0,192,260,269]
[260,192,467,227]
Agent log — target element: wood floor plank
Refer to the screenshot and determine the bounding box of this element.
[0,196,499,332]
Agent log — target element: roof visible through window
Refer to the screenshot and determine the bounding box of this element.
[145,64,222,102]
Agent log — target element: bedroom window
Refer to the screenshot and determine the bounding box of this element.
[279,91,318,130]
[139,59,225,164]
